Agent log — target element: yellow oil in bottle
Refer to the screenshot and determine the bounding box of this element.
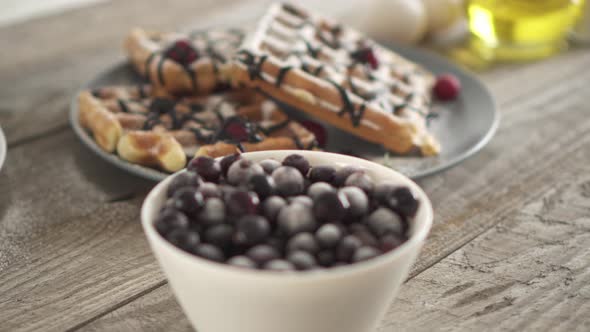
[467,0,585,61]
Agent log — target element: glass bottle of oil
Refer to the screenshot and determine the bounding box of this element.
[467,0,586,61]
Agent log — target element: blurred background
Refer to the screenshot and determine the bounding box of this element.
[0,0,106,27]
[1,0,588,70]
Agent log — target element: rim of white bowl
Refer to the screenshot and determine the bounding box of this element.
[141,150,433,281]
[0,126,5,172]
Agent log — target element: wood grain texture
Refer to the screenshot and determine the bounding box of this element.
[0,130,150,269]
[0,0,589,331]
[379,151,590,331]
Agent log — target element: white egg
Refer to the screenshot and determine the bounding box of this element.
[422,0,465,34]
[354,0,428,45]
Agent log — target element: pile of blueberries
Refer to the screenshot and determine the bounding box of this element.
[154,153,419,272]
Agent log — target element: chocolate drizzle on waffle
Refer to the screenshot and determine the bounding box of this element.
[141,29,244,94]
[276,66,293,87]
[90,86,317,151]
[236,3,437,130]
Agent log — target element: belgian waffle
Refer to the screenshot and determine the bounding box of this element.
[78,85,317,172]
[228,2,440,156]
[125,28,244,96]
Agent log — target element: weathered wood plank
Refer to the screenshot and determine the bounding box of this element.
[379,150,590,331]
[0,198,167,332]
[0,130,151,268]
[79,285,190,332]
[74,51,590,331]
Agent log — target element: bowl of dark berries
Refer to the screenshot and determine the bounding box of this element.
[142,150,433,332]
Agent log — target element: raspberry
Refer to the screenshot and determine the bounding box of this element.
[365,49,379,70]
[434,74,461,101]
[351,47,379,70]
[300,120,327,147]
[164,39,199,65]
[224,121,249,142]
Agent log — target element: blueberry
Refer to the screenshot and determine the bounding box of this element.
[194,243,225,262]
[349,223,379,247]
[226,190,260,216]
[181,230,201,252]
[286,232,319,254]
[219,184,238,201]
[309,165,336,183]
[287,195,313,207]
[366,207,404,237]
[373,183,396,205]
[264,259,295,271]
[389,187,419,218]
[272,166,305,196]
[307,182,336,200]
[198,182,222,200]
[172,187,205,218]
[259,159,281,174]
[204,224,234,252]
[336,235,362,262]
[374,185,419,218]
[188,156,222,182]
[333,166,361,187]
[278,203,317,236]
[287,251,317,270]
[380,233,404,252]
[317,250,336,267]
[227,159,264,186]
[313,191,350,221]
[344,171,374,194]
[197,198,225,226]
[352,246,380,262]
[303,178,312,192]
[167,172,201,197]
[315,224,342,249]
[234,215,270,246]
[165,228,189,248]
[246,244,280,266]
[265,237,285,255]
[247,174,275,199]
[227,255,256,269]
[339,186,369,219]
[262,196,287,222]
[282,154,310,176]
[155,208,190,235]
[220,153,241,177]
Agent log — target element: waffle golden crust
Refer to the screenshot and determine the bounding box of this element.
[229,2,440,156]
[124,28,244,96]
[77,85,317,172]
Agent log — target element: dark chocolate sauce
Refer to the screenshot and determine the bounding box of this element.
[156,56,167,86]
[276,66,293,87]
[303,40,320,58]
[326,79,366,127]
[238,50,269,82]
[313,65,324,76]
[117,100,131,113]
[144,53,157,84]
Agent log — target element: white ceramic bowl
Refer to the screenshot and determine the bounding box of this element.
[142,150,433,332]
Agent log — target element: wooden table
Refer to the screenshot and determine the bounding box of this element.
[1,1,589,331]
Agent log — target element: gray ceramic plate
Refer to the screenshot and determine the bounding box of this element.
[70,46,498,181]
[0,126,5,172]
